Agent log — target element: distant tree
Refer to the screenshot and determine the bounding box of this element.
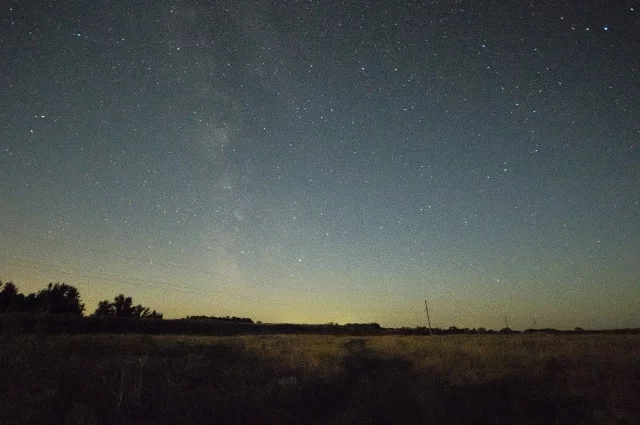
[1,281,85,314]
[0,281,18,313]
[94,300,113,317]
[113,294,135,317]
[185,315,253,323]
[0,281,36,313]
[16,292,38,313]
[132,304,163,319]
[35,283,85,315]
[93,294,162,318]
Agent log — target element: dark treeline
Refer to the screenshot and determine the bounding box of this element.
[2,281,639,336]
[94,294,162,319]
[0,281,84,315]
[393,326,640,335]
[390,326,623,335]
[0,314,386,336]
[186,315,254,323]
[0,280,161,318]
[2,314,638,337]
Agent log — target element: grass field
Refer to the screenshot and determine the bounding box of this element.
[1,333,638,424]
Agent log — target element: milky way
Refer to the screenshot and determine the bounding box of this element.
[1,1,638,328]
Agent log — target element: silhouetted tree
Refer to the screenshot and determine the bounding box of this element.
[0,281,18,313]
[2,281,87,314]
[18,292,38,313]
[113,294,135,317]
[185,315,254,323]
[94,300,113,317]
[93,294,162,318]
[35,283,85,315]
[0,281,36,313]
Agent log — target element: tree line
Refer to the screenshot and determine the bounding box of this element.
[186,315,254,323]
[0,280,162,318]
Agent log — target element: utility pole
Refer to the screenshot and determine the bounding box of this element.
[424,300,432,335]
[504,315,510,333]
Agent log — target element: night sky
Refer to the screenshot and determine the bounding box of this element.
[1,1,638,329]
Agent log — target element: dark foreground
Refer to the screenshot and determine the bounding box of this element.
[1,334,638,425]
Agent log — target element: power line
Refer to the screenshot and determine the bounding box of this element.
[3,255,403,316]
[0,227,408,306]
[5,256,323,306]
[0,227,218,277]
[7,257,198,293]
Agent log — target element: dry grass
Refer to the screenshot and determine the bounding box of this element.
[0,333,638,424]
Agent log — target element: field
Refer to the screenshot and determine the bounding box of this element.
[1,333,639,425]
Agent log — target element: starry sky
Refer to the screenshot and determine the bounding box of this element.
[1,0,638,329]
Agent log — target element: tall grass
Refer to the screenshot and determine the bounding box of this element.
[0,333,638,424]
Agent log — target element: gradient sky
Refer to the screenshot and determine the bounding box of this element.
[1,0,638,329]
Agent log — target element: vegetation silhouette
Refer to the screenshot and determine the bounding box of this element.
[2,280,640,336]
[0,280,18,312]
[1,279,640,423]
[93,294,163,319]
[185,315,254,323]
[0,281,83,315]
